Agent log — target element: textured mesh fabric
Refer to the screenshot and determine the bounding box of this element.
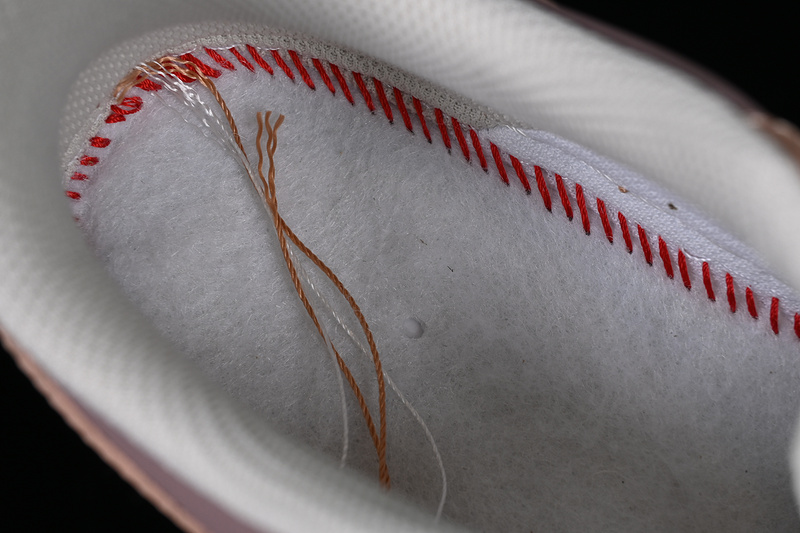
[60,23,510,169]
[0,3,457,532]
[2,1,800,532]
[56,0,800,292]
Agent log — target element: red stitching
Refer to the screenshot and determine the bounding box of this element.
[270,50,295,80]
[489,142,509,185]
[746,287,758,319]
[451,118,471,162]
[576,184,590,235]
[618,212,632,252]
[373,78,393,123]
[393,88,412,131]
[677,249,691,290]
[78,47,800,340]
[106,96,142,123]
[246,45,274,75]
[313,59,335,94]
[289,50,315,90]
[90,137,110,148]
[330,64,354,104]
[179,53,221,78]
[229,47,255,72]
[771,297,780,334]
[702,262,716,301]
[556,174,573,221]
[533,166,552,212]
[726,273,736,313]
[204,48,235,70]
[352,72,375,112]
[412,97,431,142]
[596,198,613,243]
[434,108,451,151]
[637,225,652,265]
[509,155,531,194]
[135,79,162,91]
[111,97,143,115]
[469,129,488,171]
[658,236,674,279]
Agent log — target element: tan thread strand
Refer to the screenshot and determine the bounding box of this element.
[117,57,391,487]
[113,70,145,101]
[255,114,386,474]
[276,222,389,478]
[139,58,246,158]
[258,113,389,485]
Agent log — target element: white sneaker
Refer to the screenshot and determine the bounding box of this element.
[3,1,800,531]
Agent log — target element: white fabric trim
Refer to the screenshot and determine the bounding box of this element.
[488,127,800,313]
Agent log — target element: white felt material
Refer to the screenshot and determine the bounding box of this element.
[0,8,464,533]
[59,4,800,293]
[488,127,800,316]
[68,47,800,532]
[227,0,800,293]
[1,4,800,533]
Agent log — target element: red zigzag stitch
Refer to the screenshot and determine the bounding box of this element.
[67,46,800,340]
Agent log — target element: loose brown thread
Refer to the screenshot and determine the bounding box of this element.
[116,57,390,488]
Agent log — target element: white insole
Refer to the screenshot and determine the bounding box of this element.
[66,46,800,532]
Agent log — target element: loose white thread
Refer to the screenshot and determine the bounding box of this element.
[137,64,352,465]
[288,245,351,467]
[128,59,445,515]
[295,254,448,520]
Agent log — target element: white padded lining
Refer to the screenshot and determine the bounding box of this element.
[232,0,800,292]
[1,1,799,532]
[489,127,800,315]
[58,4,800,293]
[66,44,800,531]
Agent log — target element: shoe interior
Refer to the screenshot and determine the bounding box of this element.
[3,2,800,532]
[58,24,800,532]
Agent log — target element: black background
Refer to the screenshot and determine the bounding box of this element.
[3,2,798,530]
